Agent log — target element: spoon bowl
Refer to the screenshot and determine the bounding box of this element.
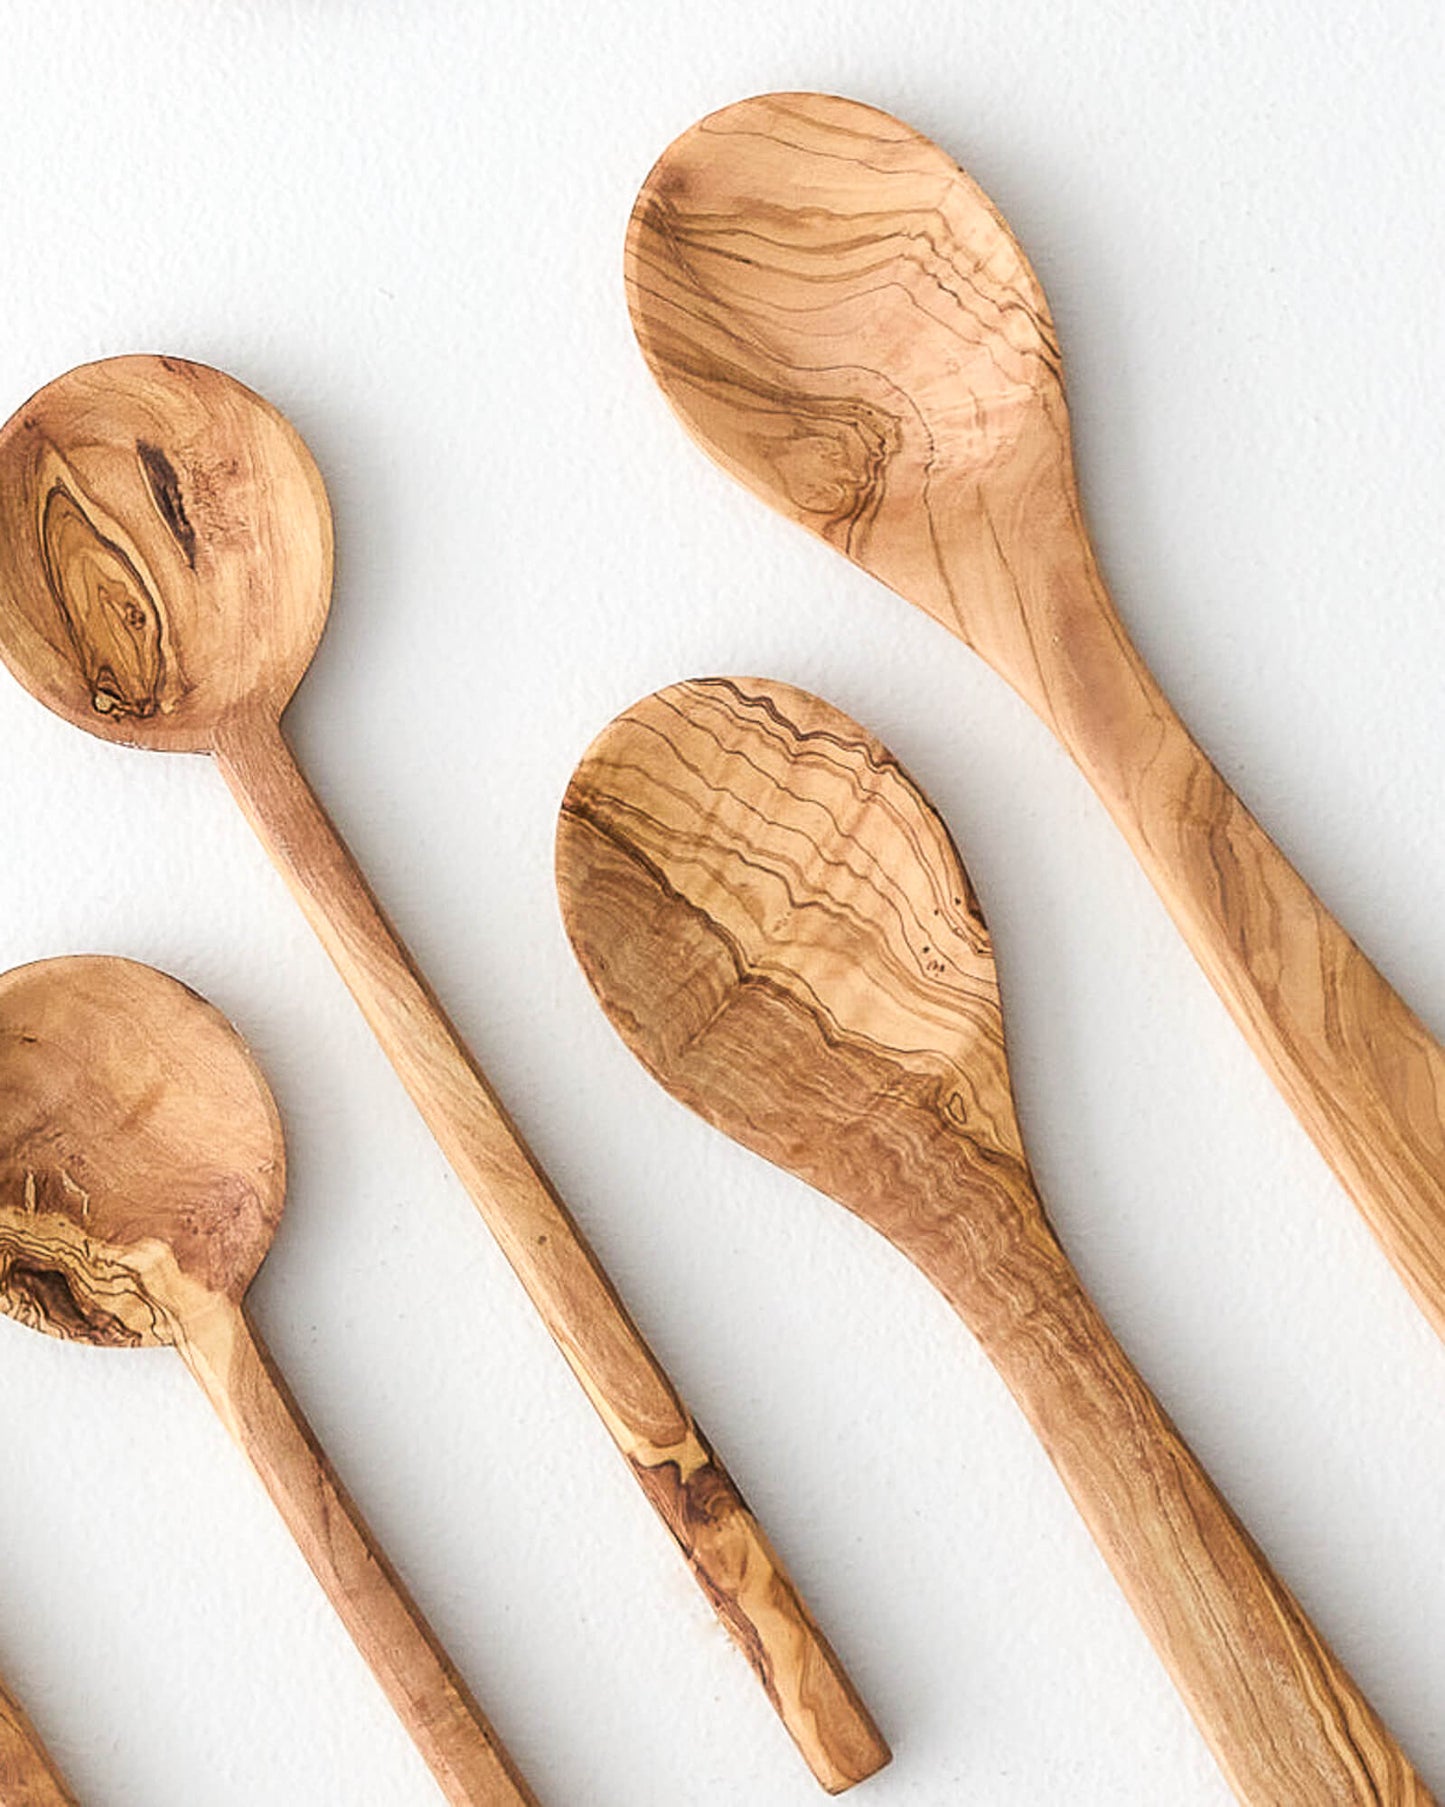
[0,356,331,751]
[626,93,1070,660]
[558,676,1433,1807]
[556,677,1027,1270]
[0,956,283,1346]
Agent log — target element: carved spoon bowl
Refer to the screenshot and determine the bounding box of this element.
[0,955,537,1807]
[624,92,1445,1344]
[556,675,1433,1807]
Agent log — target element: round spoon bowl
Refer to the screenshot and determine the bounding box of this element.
[0,356,333,752]
[0,955,285,1347]
[626,92,1067,608]
[557,675,1030,1253]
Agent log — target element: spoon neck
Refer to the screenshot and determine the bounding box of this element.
[211,705,289,770]
[171,1291,254,1430]
[934,444,1180,792]
[905,1176,1082,1355]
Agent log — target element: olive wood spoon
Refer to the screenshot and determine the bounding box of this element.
[0,1681,77,1806]
[625,92,1445,1343]
[0,955,538,1807]
[556,675,1434,1807]
[0,358,885,1793]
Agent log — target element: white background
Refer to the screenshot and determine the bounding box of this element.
[0,4,1441,1803]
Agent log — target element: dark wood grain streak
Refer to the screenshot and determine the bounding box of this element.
[624,91,1445,1346]
[557,675,1435,1807]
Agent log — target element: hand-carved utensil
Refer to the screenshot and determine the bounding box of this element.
[556,675,1434,1807]
[0,358,886,1793]
[0,955,539,1807]
[0,1679,78,1806]
[624,92,1445,1342]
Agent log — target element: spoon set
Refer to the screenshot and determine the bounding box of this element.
[0,85,1439,1806]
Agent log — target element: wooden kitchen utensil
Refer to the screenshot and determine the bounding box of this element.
[0,357,886,1793]
[556,675,1435,1807]
[0,1678,78,1806]
[0,955,538,1807]
[624,92,1445,1343]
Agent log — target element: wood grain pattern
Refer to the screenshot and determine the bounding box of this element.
[557,675,1435,1807]
[0,1681,79,1807]
[0,357,887,1791]
[624,92,1445,1343]
[0,956,539,1807]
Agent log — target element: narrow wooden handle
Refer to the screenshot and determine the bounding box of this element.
[1088,660,1445,1338]
[0,1683,78,1807]
[212,714,889,1794]
[925,1217,1433,1806]
[978,517,1445,1341]
[178,1300,540,1807]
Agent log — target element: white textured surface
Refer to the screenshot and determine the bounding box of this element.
[0,4,1442,1803]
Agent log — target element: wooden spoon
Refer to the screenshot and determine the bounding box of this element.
[0,1680,77,1806]
[624,92,1445,1343]
[556,675,1435,1807]
[0,955,539,1807]
[0,356,885,1793]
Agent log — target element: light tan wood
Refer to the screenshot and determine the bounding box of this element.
[557,675,1436,1807]
[0,956,539,1807]
[0,1680,78,1806]
[624,92,1445,1344]
[0,357,887,1792]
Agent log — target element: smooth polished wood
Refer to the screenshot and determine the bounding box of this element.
[0,357,886,1792]
[0,956,538,1807]
[624,92,1445,1344]
[557,675,1435,1807]
[0,1682,78,1807]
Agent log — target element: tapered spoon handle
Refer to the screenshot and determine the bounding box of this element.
[178,1301,539,1807]
[957,506,1445,1341]
[925,1212,1433,1806]
[1075,628,1445,1339]
[0,1683,78,1807]
[212,713,889,1794]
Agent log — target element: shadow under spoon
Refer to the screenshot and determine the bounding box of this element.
[556,674,1434,1807]
[0,955,537,1806]
[624,91,1445,1345]
[0,356,886,1794]
[0,1679,77,1806]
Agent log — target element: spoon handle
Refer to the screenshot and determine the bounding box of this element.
[213,715,889,1795]
[178,1300,540,1807]
[924,1213,1432,1806]
[0,1683,78,1807]
[984,529,1445,1340]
